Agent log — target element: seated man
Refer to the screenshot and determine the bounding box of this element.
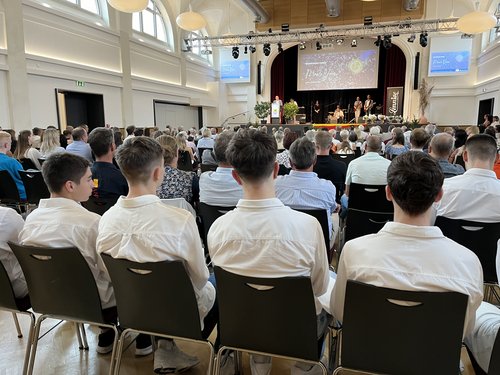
[428,133,465,178]
[0,206,27,299]
[88,127,128,201]
[409,128,430,152]
[331,152,483,339]
[17,153,133,355]
[275,137,337,242]
[0,131,26,200]
[199,131,243,207]
[313,131,346,199]
[66,127,93,163]
[208,129,332,375]
[97,137,216,373]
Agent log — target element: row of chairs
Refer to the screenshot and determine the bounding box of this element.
[5,242,498,374]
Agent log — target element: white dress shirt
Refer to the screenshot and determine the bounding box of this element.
[197,137,215,149]
[19,198,115,308]
[199,167,243,207]
[97,195,215,325]
[345,152,391,186]
[208,198,331,314]
[0,207,27,298]
[331,222,484,337]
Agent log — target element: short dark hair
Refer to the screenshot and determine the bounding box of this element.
[88,127,114,157]
[42,153,90,194]
[126,125,135,135]
[410,128,430,149]
[72,127,86,141]
[465,134,497,164]
[32,127,41,136]
[454,128,467,148]
[225,129,277,182]
[115,136,163,184]
[289,137,316,169]
[484,126,496,138]
[283,131,299,150]
[133,128,144,137]
[213,131,234,164]
[315,131,332,150]
[387,152,443,216]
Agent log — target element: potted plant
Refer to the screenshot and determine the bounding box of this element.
[283,102,299,124]
[418,78,434,125]
[254,102,271,124]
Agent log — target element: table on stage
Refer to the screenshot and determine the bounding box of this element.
[312,124,353,129]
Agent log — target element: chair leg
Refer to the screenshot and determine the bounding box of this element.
[214,347,226,375]
[22,313,35,375]
[204,341,215,375]
[79,324,89,350]
[12,312,23,338]
[113,328,127,375]
[27,315,46,375]
[75,322,84,350]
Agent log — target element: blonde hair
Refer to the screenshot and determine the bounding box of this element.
[40,128,61,155]
[156,135,178,165]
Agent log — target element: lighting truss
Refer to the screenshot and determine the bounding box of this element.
[185,18,460,48]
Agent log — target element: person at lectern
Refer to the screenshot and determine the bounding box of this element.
[354,96,362,123]
[312,100,322,124]
[273,95,284,123]
[334,105,344,124]
[364,95,374,116]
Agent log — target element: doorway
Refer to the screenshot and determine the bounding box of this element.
[55,89,105,131]
[477,98,495,125]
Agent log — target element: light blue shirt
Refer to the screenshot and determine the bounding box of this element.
[197,137,215,149]
[199,167,243,207]
[66,141,93,163]
[275,170,337,237]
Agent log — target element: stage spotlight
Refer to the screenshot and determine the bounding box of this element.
[232,46,239,59]
[249,46,256,53]
[336,38,344,45]
[281,23,289,32]
[299,42,306,50]
[374,35,382,47]
[407,34,416,43]
[277,42,283,53]
[351,39,357,47]
[383,35,392,49]
[263,43,271,56]
[244,46,248,54]
[364,16,373,26]
[419,32,428,47]
[316,41,322,50]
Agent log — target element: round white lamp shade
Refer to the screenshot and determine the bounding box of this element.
[457,11,497,34]
[176,11,206,31]
[107,0,148,13]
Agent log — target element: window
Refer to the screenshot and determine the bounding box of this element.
[187,30,213,65]
[64,0,100,15]
[487,2,500,44]
[132,1,168,43]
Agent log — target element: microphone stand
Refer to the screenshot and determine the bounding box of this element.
[221,111,251,127]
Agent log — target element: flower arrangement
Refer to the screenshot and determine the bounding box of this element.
[369,114,377,121]
[377,114,386,121]
[362,115,369,121]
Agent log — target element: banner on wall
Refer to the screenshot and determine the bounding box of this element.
[386,86,404,116]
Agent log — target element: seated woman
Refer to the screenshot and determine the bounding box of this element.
[385,128,408,159]
[176,132,195,172]
[13,129,42,169]
[156,135,199,205]
[336,130,354,154]
[40,128,66,159]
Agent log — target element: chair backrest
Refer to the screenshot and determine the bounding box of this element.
[81,196,116,216]
[435,216,500,283]
[0,170,21,203]
[198,148,213,162]
[341,280,468,375]
[332,153,356,167]
[278,164,291,175]
[293,208,331,262]
[348,183,392,212]
[488,329,500,375]
[199,202,235,252]
[344,209,393,243]
[9,242,105,323]
[200,164,217,173]
[19,158,38,171]
[177,150,193,172]
[161,198,196,217]
[455,155,465,169]
[19,170,50,205]
[0,259,22,311]
[101,254,203,340]
[214,266,320,361]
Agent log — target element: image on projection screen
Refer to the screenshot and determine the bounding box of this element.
[297,47,379,91]
[428,36,472,77]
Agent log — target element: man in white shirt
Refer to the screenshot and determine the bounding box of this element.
[275,137,337,242]
[97,137,216,373]
[199,131,243,206]
[0,207,27,299]
[123,125,135,142]
[331,152,483,339]
[340,135,391,212]
[18,153,129,354]
[208,129,332,375]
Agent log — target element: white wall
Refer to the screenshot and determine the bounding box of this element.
[154,102,199,129]
[0,70,10,128]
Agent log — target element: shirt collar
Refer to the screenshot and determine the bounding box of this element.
[236,198,284,209]
[116,194,160,208]
[215,167,234,174]
[38,197,85,210]
[463,168,497,179]
[289,170,317,178]
[380,221,444,238]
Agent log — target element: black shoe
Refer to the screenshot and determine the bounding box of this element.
[97,328,115,354]
[135,334,153,356]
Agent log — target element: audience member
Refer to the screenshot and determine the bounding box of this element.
[13,130,42,170]
[197,128,215,151]
[208,129,332,375]
[0,206,27,298]
[31,127,42,149]
[428,133,465,178]
[199,131,242,206]
[331,151,483,339]
[88,127,128,201]
[409,128,430,151]
[385,127,409,159]
[449,128,467,164]
[97,137,215,373]
[275,130,284,151]
[156,135,199,204]
[40,128,66,158]
[66,127,93,163]
[5,129,17,155]
[176,132,195,172]
[0,131,26,200]
[336,130,354,154]
[361,126,385,154]
[124,125,135,142]
[18,153,120,354]
[133,128,144,137]
[276,131,298,170]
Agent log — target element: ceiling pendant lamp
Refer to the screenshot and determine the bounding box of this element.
[457,1,497,34]
[107,0,148,13]
[176,5,206,31]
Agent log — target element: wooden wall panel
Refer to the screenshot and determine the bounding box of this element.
[291,0,309,27]
[273,0,292,29]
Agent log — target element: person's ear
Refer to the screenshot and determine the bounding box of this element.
[152,165,162,183]
[272,161,279,179]
[385,185,393,202]
[463,149,469,163]
[64,180,76,193]
[231,169,243,186]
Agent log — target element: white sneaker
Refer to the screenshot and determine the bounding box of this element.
[153,339,200,374]
[249,354,272,375]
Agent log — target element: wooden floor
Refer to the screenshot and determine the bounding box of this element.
[0,310,478,374]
